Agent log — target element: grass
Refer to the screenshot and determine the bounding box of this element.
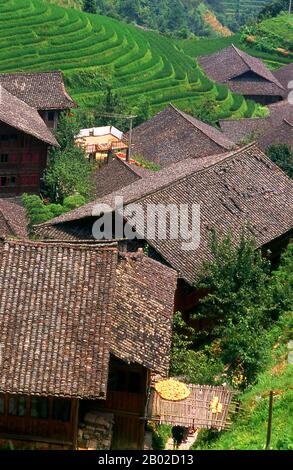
[194,313,293,450]
[0,0,266,118]
[176,33,292,69]
[218,0,271,24]
[258,13,293,44]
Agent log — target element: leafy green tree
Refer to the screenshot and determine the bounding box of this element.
[192,231,272,386]
[45,146,95,203]
[170,312,225,384]
[269,243,293,318]
[266,144,293,179]
[83,0,97,14]
[190,98,220,126]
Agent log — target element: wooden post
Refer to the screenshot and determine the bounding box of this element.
[127,117,133,163]
[73,399,79,451]
[265,391,274,450]
[289,0,292,16]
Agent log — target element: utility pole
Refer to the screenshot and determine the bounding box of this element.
[265,391,274,450]
[97,112,137,163]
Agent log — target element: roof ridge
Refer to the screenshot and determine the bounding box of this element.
[169,103,235,150]
[0,85,59,147]
[3,238,118,250]
[117,155,145,178]
[113,143,258,207]
[0,70,62,76]
[229,45,284,90]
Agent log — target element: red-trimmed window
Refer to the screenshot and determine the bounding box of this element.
[0,176,16,187]
[21,174,38,186]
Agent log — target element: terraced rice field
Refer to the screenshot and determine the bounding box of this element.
[0,0,263,117]
[220,0,271,23]
[177,34,292,69]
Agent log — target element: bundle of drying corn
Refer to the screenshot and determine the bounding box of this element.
[154,379,190,401]
[210,396,223,414]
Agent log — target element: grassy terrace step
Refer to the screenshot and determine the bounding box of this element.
[0,0,265,118]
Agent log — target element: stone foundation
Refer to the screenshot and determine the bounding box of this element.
[77,411,114,450]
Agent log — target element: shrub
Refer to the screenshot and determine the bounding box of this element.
[266,144,293,179]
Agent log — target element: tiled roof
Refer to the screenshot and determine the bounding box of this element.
[96,156,153,198]
[258,119,293,151]
[199,45,285,96]
[0,240,177,398]
[220,117,269,143]
[0,71,75,110]
[35,144,293,285]
[0,85,59,146]
[273,63,293,93]
[129,104,236,167]
[220,100,293,144]
[0,199,28,239]
[112,252,177,376]
[34,152,232,230]
[0,240,118,399]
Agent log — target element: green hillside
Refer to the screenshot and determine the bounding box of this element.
[194,313,293,450]
[206,0,273,30]
[177,36,292,70]
[0,0,263,118]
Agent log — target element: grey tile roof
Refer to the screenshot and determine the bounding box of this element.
[35,152,232,229]
[258,119,293,151]
[129,104,236,167]
[112,252,177,376]
[34,144,293,285]
[220,99,293,144]
[0,199,28,239]
[199,45,285,96]
[96,156,154,198]
[0,240,177,398]
[0,71,75,110]
[273,63,293,93]
[0,240,118,399]
[0,85,59,146]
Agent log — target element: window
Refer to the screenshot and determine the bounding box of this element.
[52,399,71,422]
[0,154,8,163]
[8,396,27,417]
[30,397,49,419]
[108,368,142,393]
[48,111,55,122]
[0,176,7,187]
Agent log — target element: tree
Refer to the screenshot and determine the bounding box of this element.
[44,146,95,203]
[269,242,293,318]
[83,0,97,14]
[190,98,220,127]
[44,113,95,202]
[266,144,293,179]
[192,231,272,386]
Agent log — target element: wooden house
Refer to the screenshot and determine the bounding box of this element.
[0,240,177,450]
[198,45,286,105]
[129,104,236,168]
[0,71,76,130]
[0,85,59,196]
[34,143,293,314]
